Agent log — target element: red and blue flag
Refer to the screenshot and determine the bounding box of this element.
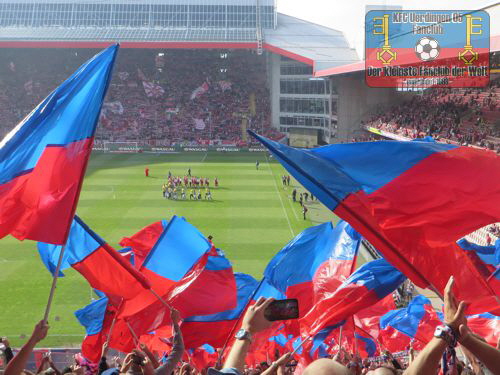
[467,312,500,347]
[0,45,118,245]
[119,216,212,318]
[181,272,259,349]
[250,131,500,313]
[301,258,406,336]
[38,215,150,299]
[380,295,440,345]
[119,220,169,269]
[264,221,360,317]
[74,296,134,363]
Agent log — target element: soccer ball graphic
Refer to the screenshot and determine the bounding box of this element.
[415,37,440,61]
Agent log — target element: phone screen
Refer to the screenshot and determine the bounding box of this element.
[264,299,299,321]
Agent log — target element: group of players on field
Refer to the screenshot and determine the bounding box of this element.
[161,169,218,201]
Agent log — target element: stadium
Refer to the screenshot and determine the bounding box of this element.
[0,1,499,374]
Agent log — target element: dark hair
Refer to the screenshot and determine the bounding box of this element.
[62,367,72,375]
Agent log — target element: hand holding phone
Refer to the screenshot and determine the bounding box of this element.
[264,299,299,321]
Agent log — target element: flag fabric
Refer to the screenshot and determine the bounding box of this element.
[380,295,441,345]
[38,215,150,299]
[190,82,209,100]
[74,296,133,363]
[119,216,212,318]
[169,247,237,317]
[142,81,165,98]
[0,45,118,244]
[353,294,397,342]
[193,118,206,130]
[75,297,111,363]
[301,258,406,336]
[250,131,500,313]
[264,221,360,317]
[181,273,259,349]
[189,344,219,372]
[218,80,232,91]
[308,321,345,359]
[458,238,500,268]
[354,332,378,358]
[119,220,169,269]
[467,313,500,347]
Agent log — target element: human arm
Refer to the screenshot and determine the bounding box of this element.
[120,353,134,373]
[223,298,274,374]
[383,351,402,370]
[36,355,50,374]
[97,342,110,375]
[260,353,291,375]
[154,309,184,375]
[458,324,500,374]
[403,277,466,375]
[139,344,159,369]
[5,321,49,375]
[47,356,61,375]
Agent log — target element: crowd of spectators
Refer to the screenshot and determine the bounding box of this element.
[1,278,499,375]
[0,48,282,146]
[366,77,500,152]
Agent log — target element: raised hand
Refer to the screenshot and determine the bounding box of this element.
[443,276,468,333]
[241,297,274,334]
[170,308,181,325]
[30,321,49,344]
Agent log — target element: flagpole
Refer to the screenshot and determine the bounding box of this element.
[290,336,312,356]
[148,288,173,310]
[43,244,67,322]
[338,326,343,349]
[217,278,266,365]
[106,315,118,347]
[126,321,140,346]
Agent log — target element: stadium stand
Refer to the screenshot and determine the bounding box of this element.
[0,49,282,146]
[366,77,500,152]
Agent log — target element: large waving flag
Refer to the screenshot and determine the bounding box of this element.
[354,294,397,341]
[74,296,134,363]
[264,221,360,317]
[181,273,259,349]
[38,216,150,299]
[170,247,237,317]
[0,45,118,244]
[354,332,378,358]
[467,313,500,347]
[458,238,500,268]
[119,216,212,318]
[250,131,500,312]
[119,220,169,269]
[380,295,441,345]
[301,258,406,336]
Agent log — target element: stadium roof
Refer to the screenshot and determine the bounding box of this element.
[0,9,359,73]
[264,14,359,71]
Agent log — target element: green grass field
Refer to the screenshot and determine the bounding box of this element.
[0,151,340,347]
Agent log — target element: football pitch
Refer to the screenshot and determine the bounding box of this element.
[0,151,339,347]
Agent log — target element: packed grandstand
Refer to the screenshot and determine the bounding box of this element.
[1,1,500,375]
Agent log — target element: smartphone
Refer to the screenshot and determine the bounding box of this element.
[264,298,299,321]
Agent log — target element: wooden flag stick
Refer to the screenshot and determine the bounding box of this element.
[148,288,173,310]
[126,321,140,345]
[43,244,67,322]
